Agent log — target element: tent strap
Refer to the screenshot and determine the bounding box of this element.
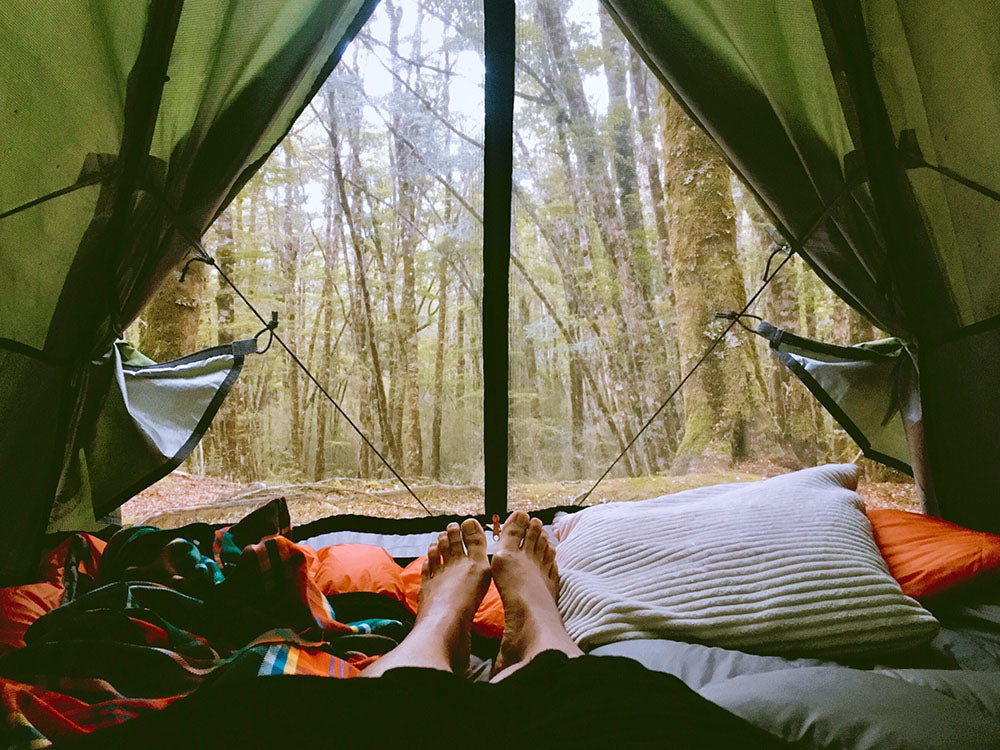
[899,130,1000,205]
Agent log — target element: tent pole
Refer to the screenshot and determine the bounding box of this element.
[482,0,515,522]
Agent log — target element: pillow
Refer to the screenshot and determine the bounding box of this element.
[867,509,1000,598]
[302,543,406,601]
[38,533,106,585]
[400,557,505,639]
[0,583,64,655]
[553,464,939,657]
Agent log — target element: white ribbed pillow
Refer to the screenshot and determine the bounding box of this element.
[553,464,939,657]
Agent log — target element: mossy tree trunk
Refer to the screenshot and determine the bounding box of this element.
[138,251,208,362]
[661,95,783,471]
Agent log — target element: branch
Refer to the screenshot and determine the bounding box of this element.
[359,37,484,151]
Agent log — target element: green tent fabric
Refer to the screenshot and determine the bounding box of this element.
[604,0,1000,531]
[3,0,1000,582]
[0,0,376,581]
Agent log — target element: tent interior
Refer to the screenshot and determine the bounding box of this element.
[2,0,1000,746]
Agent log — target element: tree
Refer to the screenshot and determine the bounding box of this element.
[388,0,425,477]
[430,254,448,479]
[138,255,208,361]
[660,94,784,470]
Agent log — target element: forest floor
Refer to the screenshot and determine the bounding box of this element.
[121,459,920,528]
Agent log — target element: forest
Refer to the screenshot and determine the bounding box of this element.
[127,0,895,515]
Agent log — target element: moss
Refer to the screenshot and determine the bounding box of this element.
[660,96,786,472]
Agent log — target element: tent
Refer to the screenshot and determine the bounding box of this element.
[1,0,998,583]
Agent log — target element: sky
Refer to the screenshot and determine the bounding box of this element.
[291,0,611,219]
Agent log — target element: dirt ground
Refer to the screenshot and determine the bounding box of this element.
[121,461,920,529]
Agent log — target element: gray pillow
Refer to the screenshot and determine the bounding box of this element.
[554,464,939,657]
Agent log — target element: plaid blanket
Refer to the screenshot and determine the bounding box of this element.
[0,501,402,748]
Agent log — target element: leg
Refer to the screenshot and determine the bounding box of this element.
[490,511,582,681]
[359,519,490,678]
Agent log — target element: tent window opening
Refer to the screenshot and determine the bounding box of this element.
[122,0,488,526]
[116,0,914,533]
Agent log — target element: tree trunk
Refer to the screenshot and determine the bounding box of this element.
[661,94,783,471]
[328,110,399,468]
[520,294,541,422]
[431,255,447,479]
[628,47,671,276]
[344,235,374,478]
[743,199,814,467]
[279,145,304,473]
[389,0,423,477]
[212,205,238,476]
[600,10,652,297]
[455,300,465,404]
[364,194,405,467]
[138,255,208,361]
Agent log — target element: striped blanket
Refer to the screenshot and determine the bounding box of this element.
[0,501,400,748]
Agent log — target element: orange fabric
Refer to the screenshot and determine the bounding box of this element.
[300,543,406,601]
[867,509,1000,598]
[38,533,107,583]
[0,533,106,658]
[400,557,505,639]
[0,677,181,741]
[0,583,65,655]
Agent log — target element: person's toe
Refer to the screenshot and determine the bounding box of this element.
[536,529,552,554]
[427,542,441,575]
[543,545,558,578]
[446,522,464,557]
[437,531,452,561]
[461,519,487,561]
[524,518,543,556]
[498,511,530,552]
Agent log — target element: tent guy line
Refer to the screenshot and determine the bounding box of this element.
[151,193,433,516]
[574,181,854,507]
[0,165,119,222]
[201,246,432,515]
[571,250,795,508]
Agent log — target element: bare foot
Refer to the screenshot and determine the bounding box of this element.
[491,511,582,680]
[360,519,490,677]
